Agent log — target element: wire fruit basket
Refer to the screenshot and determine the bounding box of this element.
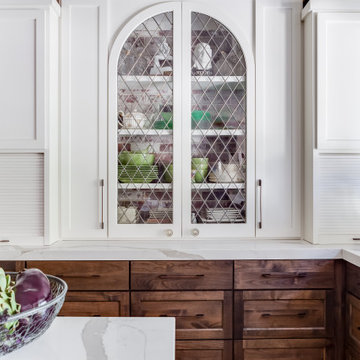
[0,273,68,356]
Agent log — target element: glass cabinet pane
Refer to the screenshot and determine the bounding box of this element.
[190,12,247,224]
[117,12,174,225]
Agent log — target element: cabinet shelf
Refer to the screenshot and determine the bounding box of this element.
[192,129,245,136]
[118,129,172,136]
[192,183,245,190]
[117,75,245,91]
[118,183,172,190]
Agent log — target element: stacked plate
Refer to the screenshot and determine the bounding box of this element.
[200,208,244,223]
[147,209,173,224]
[118,165,158,183]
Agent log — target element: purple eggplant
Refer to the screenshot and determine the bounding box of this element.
[15,269,51,312]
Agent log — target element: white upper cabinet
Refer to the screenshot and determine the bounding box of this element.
[108,2,256,239]
[255,0,302,238]
[317,12,360,151]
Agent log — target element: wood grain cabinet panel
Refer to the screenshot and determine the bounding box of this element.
[27,261,129,290]
[347,263,360,299]
[347,293,360,352]
[131,291,232,340]
[0,261,25,272]
[131,261,233,290]
[234,290,333,339]
[59,291,129,317]
[346,343,360,360]
[234,260,335,289]
[234,339,333,360]
[176,340,232,360]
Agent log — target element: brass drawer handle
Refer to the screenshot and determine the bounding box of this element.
[262,312,307,318]
[158,274,205,280]
[261,272,307,279]
[55,274,101,279]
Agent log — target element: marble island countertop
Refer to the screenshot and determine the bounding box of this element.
[2,239,360,267]
[2,317,175,360]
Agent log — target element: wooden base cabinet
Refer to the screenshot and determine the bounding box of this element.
[59,292,129,317]
[234,339,333,360]
[176,340,232,360]
[131,291,232,340]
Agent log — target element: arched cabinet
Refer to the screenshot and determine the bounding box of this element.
[108,2,255,239]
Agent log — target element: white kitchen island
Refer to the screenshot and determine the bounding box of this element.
[2,317,175,360]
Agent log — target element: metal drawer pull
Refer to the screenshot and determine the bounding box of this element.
[0,240,10,243]
[353,238,360,241]
[55,274,101,279]
[100,179,105,229]
[262,312,307,318]
[160,314,204,318]
[158,274,205,280]
[261,272,307,279]
[166,229,173,237]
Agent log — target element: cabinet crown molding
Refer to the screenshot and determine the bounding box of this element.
[302,0,360,19]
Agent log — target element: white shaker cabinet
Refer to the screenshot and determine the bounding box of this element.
[0,0,60,245]
[59,0,303,240]
[303,0,360,244]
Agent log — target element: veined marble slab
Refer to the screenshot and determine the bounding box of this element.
[2,317,175,360]
[1,239,360,261]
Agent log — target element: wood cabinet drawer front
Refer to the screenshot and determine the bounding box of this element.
[131,261,233,290]
[131,291,232,340]
[234,339,332,360]
[347,263,360,299]
[0,261,24,272]
[176,340,232,360]
[235,290,333,339]
[59,291,129,317]
[346,343,360,360]
[234,260,335,289]
[347,293,360,349]
[27,261,129,290]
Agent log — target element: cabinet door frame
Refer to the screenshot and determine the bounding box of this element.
[317,12,360,151]
[108,2,182,239]
[0,9,45,150]
[181,2,255,239]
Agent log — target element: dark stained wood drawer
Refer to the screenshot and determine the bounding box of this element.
[0,261,25,272]
[234,339,333,360]
[27,261,129,290]
[347,263,360,299]
[176,340,232,360]
[131,291,232,340]
[234,260,335,289]
[59,291,129,317]
[347,293,360,351]
[234,290,333,339]
[346,343,360,360]
[131,261,233,290]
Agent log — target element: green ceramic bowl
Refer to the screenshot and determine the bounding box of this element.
[191,111,212,129]
[118,151,155,166]
[163,164,173,183]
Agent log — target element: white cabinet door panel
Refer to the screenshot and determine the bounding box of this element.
[61,0,107,239]
[0,10,45,149]
[255,0,302,238]
[317,13,360,150]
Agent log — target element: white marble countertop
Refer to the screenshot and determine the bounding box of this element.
[2,239,360,267]
[2,317,175,360]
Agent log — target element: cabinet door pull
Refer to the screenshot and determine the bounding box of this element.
[353,238,360,241]
[159,314,204,318]
[261,272,307,279]
[0,240,10,243]
[192,228,199,237]
[258,179,263,229]
[100,179,105,229]
[158,274,205,280]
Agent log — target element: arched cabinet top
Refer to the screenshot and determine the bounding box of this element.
[108,2,254,76]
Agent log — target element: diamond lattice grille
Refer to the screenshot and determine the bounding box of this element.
[190,12,247,224]
[117,12,174,225]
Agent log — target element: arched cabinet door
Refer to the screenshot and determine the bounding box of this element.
[108,3,182,239]
[108,2,254,239]
[181,4,255,238]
